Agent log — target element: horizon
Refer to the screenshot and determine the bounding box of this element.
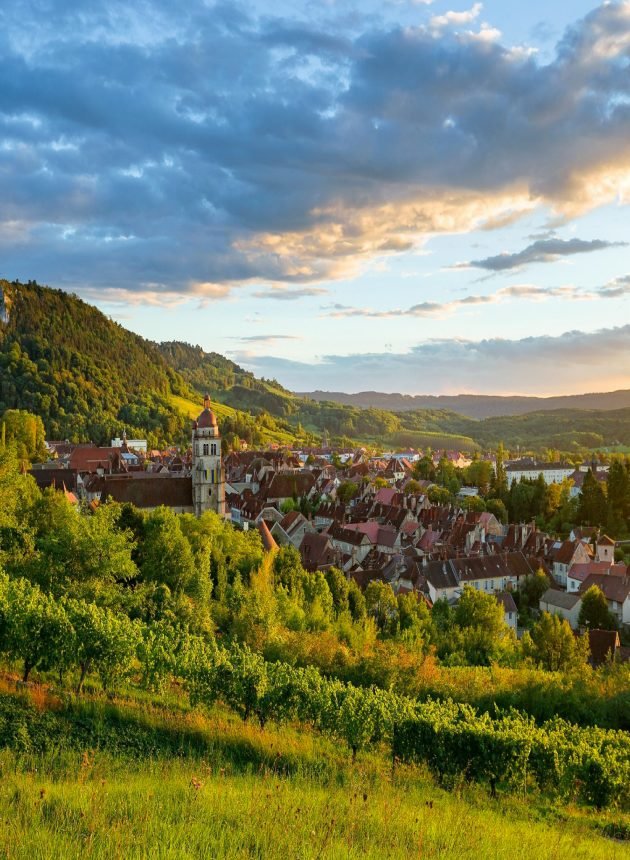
[2,1,630,396]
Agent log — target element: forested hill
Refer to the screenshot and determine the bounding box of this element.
[0,280,197,444]
[299,389,630,419]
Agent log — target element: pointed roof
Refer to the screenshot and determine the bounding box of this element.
[258,519,278,553]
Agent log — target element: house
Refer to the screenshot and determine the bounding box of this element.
[596,535,616,564]
[587,629,622,668]
[326,522,375,566]
[579,574,630,626]
[551,540,591,587]
[567,562,627,593]
[423,561,461,603]
[539,589,583,629]
[270,510,315,548]
[299,531,338,572]
[423,553,534,604]
[263,471,316,506]
[496,591,518,631]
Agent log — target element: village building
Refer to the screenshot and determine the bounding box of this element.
[505,459,575,488]
[539,589,583,629]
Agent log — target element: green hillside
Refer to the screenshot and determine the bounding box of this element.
[0,281,301,449]
[0,280,193,445]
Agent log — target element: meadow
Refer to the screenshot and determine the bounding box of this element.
[0,676,628,860]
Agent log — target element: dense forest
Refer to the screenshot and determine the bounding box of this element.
[0,280,192,445]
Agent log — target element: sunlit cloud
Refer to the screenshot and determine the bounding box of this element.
[321,278,629,319]
[1,1,630,296]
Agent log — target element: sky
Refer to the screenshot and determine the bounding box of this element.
[1,0,630,396]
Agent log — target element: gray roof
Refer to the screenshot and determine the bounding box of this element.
[540,588,581,610]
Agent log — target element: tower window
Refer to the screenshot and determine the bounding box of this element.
[203,443,209,456]
[208,488,212,497]
[211,443,217,455]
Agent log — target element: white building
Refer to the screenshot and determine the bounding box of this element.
[505,459,575,488]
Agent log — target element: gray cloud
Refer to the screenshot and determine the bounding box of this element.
[1,2,630,300]
[252,287,330,300]
[237,324,630,395]
[236,334,302,343]
[322,278,628,318]
[456,238,624,272]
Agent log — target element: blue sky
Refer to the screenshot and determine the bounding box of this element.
[1,0,630,395]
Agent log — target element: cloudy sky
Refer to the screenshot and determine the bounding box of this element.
[2,0,630,395]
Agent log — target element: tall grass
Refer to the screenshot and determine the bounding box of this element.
[0,679,627,859]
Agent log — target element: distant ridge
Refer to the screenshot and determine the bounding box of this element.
[298,390,630,420]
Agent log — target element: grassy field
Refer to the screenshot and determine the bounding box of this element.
[0,678,628,859]
[168,394,298,447]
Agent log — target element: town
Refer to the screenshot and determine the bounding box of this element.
[28,394,629,665]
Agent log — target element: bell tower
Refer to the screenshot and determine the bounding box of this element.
[192,394,225,517]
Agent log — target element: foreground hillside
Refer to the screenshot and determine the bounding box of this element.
[0,680,627,860]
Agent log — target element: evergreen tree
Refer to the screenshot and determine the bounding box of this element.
[490,442,508,502]
[577,469,607,527]
[606,460,629,535]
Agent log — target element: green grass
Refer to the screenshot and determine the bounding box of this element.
[0,679,628,859]
[168,394,298,447]
[2,757,628,860]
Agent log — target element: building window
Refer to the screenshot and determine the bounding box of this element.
[208,488,212,497]
[203,443,209,456]
[211,443,217,455]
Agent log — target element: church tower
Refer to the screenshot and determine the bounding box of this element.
[192,394,225,517]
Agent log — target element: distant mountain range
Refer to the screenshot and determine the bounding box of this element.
[298,390,630,420]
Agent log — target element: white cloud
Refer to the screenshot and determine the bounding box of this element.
[430,3,483,29]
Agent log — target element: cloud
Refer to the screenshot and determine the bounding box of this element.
[598,273,630,298]
[2,1,630,300]
[239,324,630,396]
[322,277,629,318]
[236,334,303,344]
[430,4,483,30]
[252,287,330,300]
[455,238,624,272]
